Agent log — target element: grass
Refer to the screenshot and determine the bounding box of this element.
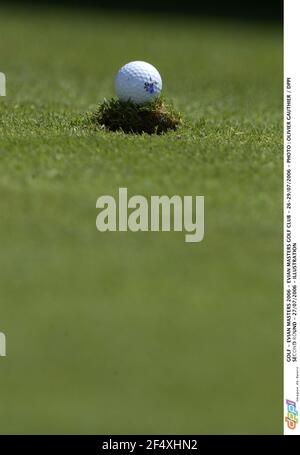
[0,6,282,434]
[92,98,181,134]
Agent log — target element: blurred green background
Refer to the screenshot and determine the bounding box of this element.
[0,6,282,434]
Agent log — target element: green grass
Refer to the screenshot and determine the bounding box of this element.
[92,98,181,134]
[0,6,282,434]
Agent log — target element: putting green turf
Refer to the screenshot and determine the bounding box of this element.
[0,7,282,434]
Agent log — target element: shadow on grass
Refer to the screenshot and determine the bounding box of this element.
[91,98,182,135]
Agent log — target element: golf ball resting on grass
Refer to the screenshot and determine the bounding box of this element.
[92,60,180,134]
[115,61,162,105]
[92,97,181,134]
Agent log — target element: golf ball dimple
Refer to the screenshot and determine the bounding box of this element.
[115,61,162,105]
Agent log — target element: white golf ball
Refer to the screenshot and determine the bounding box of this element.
[115,61,162,105]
